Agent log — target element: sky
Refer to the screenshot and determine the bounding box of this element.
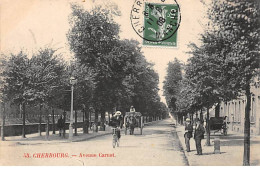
[1,0,208,104]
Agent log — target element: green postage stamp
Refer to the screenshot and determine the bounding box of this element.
[143,3,179,47]
[131,0,180,47]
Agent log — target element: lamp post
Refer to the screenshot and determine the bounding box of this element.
[69,76,77,140]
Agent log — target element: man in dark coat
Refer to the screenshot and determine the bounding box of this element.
[184,118,193,152]
[57,115,63,137]
[194,119,205,155]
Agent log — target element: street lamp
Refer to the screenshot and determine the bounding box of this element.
[69,76,77,140]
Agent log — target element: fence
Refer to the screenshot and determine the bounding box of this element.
[0,122,84,137]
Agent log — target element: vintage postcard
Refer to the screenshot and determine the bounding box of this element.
[0,0,260,166]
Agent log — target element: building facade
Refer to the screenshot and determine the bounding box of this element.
[219,77,260,135]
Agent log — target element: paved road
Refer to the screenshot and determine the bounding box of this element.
[0,119,188,166]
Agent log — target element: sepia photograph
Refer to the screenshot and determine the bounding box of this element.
[0,0,259,166]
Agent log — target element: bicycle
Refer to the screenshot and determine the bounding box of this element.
[112,127,120,148]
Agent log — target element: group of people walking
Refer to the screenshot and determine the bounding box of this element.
[184,118,205,155]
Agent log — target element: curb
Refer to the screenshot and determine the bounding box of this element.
[7,130,113,146]
[174,127,190,166]
[169,117,190,166]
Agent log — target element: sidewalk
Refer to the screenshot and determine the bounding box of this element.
[176,125,260,166]
[0,125,114,146]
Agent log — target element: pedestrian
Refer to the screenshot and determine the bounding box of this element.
[57,115,63,137]
[130,106,135,112]
[194,119,205,155]
[119,115,123,129]
[184,118,193,152]
[62,112,66,138]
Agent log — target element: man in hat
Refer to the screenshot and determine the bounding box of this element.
[184,118,193,152]
[194,119,205,155]
[57,115,63,137]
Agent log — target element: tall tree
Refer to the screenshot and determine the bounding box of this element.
[29,47,66,136]
[207,0,259,165]
[2,51,31,138]
[163,58,183,120]
[187,0,259,164]
[67,4,121,130]
[175,77,202,121]
[72,60,96,134]
[0,55,7,141]
[67,4,165,130]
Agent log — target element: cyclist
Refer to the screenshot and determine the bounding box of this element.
[109,111,121,140]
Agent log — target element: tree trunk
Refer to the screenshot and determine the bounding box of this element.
[176,115,178,126]
[215,103,220,117]
[206,105,211,146]
[38,104,42,136]
[20,104,22,118]
[243,83,251,166]
[108,112,111,124]
[74,110,77,136]
[200,109,203,122]
[100,111,105,131]
[85,110,89,134]
[83,108,85,133]
[46,115,49,140]
[94,111,98,132]
[22,103,26,138]
[52,108,55,134]
[1,102,5,141]
[63,111,66,138]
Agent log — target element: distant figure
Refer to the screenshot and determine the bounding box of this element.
[119,115,123,129]
[57,115,63,137]
[128,115,136,135]
[62,112,66,138]
[184,118,193,152]
[194,119,205,155]
[130,106,135,112]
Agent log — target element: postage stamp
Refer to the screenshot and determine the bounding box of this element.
[131,0,181,47]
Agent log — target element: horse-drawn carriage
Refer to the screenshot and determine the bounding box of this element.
[124,112,143,135]
[209,116,227,135]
